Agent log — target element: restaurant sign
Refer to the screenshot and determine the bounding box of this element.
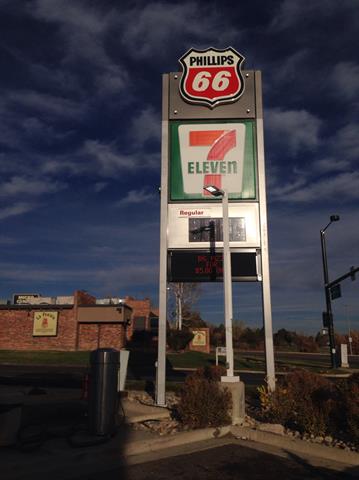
[33,311,58,337]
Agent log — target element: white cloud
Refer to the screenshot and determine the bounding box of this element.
[40,158,88,176]
[270,49,310,85]
[313,157,351,174]
[95,70,128,96]
[120,2,238,60]
[270,0,353,31]
[93,182,108,193]
[31,0,107,34]
[40,140,160,179]
[0,202,38,220]
[265,107,322,154]
[7,90,85,120]
[30,63,81,94]
[330,62,359,101]
[115,188,157,207]
[95,263,158,292]
[0,257,158,291]
[332,124,359,161]
[82,140,139,174]
[29,0,128,95]
[270,177,307,198]
[131,106,161,146]
[0,43,81,96]
[272,171,359,203]
[0,176,66,197]
[278,121,359,183]
[0,235,24,246]
[82,139,159,176]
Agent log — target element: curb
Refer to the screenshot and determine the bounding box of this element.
[124,424,359,466]
[124,411,171,424]
[230,426,359,466]
[124,426,231,456]
[171,367,353,378]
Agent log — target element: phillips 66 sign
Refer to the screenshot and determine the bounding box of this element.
[179,47,245,108]
[157,48,276,403]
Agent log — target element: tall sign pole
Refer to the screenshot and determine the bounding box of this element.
[156,48,276,404]
[255,71,275,391]
[156,75,170,406]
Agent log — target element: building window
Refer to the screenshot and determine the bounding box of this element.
[134,316,146,331]
[150,317,158,332]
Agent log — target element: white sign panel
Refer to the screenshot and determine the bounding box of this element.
[168,203,260,249]
[178,123,245,197]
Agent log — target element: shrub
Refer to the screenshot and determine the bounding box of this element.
[336,373,359,445]
[167,328,193,352]
[259,371,359,444]
[177,366,231,429]
[259,370,336,436]
[193,365,226,382]
[128,330,155,350]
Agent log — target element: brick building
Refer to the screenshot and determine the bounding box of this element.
[124,296,159,340]
[0,291,132,351]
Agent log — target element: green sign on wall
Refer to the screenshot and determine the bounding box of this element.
[170,120,257,201]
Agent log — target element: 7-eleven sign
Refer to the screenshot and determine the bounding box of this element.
[175,123,245,198]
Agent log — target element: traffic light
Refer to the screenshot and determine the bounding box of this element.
[322,312,333,328]
[350,266,356,281]
[330,284,341,300]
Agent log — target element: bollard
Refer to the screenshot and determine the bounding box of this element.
[88,348,119,436]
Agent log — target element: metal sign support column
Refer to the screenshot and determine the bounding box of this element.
[255,71,275,392]
[156,74,169,406]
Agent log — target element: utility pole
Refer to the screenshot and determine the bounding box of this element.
[320,215,340,369]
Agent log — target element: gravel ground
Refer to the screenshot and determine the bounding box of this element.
[127,390,359,453]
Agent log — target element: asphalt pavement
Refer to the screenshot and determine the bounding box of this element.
[113,439,359,480]
[1,367,359,480]
[4,434,356,480]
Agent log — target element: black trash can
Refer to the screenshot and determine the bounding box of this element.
[88,348,119,436]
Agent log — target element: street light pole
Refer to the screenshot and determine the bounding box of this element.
[221,189,235,377]
[203,185,236,379]
[320,215,340,369]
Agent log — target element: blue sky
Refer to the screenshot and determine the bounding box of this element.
[0,0,358,334]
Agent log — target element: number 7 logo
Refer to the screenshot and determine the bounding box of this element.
[178,123,246,197]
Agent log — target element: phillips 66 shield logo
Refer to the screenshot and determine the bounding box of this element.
[179,47,245,108]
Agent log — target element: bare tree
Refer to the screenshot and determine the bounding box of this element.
[168,283,201,330]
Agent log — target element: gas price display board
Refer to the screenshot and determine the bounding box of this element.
[168,251,258,282]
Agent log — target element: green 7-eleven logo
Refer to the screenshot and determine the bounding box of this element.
[178,123,245,197]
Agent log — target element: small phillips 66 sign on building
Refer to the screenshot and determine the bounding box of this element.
[179,47,245,108]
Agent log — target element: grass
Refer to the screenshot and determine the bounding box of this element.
[167,351,355,374]
[0,349,263,370]
[0,349,90,365]
[167,350,266,371]
[0,349,355,375]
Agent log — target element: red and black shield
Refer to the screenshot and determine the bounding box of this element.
[179,47,245,108]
